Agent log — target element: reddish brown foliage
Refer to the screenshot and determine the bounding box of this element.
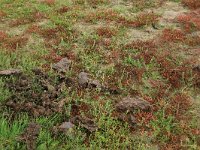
[39,27,60,39]
[156,56,192,88]
[96,26,116,38]
[0,11,7,18]
[161,29,186,42]
[127,12,159,27]
[1,28,29,51]
[85,37,100,50]
[0,31,8,42]
[86,10,159,28]
[125,40,156,51]
[168,93,192,116]
[26,25,41,34]
[100,38,112,47]
[131,49,157,65]
[85,36,113,51]
[120,65,145,83]
[2,35,29,50]
[176,10,200,33]
[41,0,55,5]
[32,11,47,21]
[10,18,32,27]
[40,26,78,41]
[185,35,200,46]
[124,40,157,65]
[70,101,91,117]
[106,49,121,63]
[9,11,46,27]
[182,0,200,9]
[19,123,41,150]
[62,51,76,61]
[43,50,63,62]
[193,64,200,87]
[164,70,182,88]
[133,68,146,82]
[38,27,66,48]
[104,64,132,88]
[57,6,70,14]
[87,0,110,6]
[160,135,183,150]
[149,79,165,89]
[85,9,122,22]
[135,112,155,125]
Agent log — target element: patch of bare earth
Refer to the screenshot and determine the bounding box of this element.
[127,1,189,41]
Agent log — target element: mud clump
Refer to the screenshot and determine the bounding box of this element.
[78,72,120,94]
[4,69,69,117]
[0,69,22,76]
[0,11,6,19]
[115,96,152,126]
[70,115,98,132]
[3,68,118,117]
[57,6,70,14]
[57,121,74,131]
[115,96,151,112]
[193,64,200,87]
[52,57,72,73]
[53,121,75,135]
[18,123,41,150]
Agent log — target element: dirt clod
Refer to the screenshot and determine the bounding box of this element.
[116,96,151,112]
[193,64,200,72]
[116,113,137,125]
[78,72,102,88]
[78,72,120,94]
[53,121,75,135]
[18,122,41,150]
[115,97,152,126]
[0,69,22,76]
[78,72,90,87]
[70,116,98,132]
[59,122,75,130]
[4,69,69,117]
[52,58,72,73]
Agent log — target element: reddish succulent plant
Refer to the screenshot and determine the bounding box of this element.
[161,29,186,42]
[182,0,200,9]
[96,26,117,38]
[0,31,8,42]
[176,10,200,33]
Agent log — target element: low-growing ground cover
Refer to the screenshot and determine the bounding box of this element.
[0,0,199,149]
